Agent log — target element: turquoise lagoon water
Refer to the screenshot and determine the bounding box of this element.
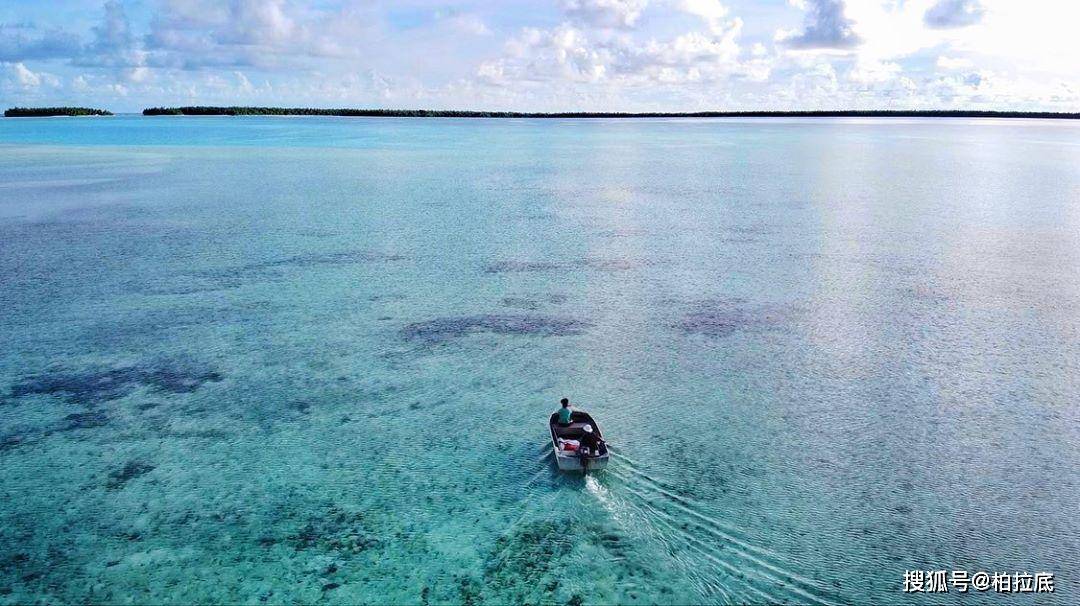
[1,116,1079,604]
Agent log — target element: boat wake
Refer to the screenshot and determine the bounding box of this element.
[597,450,841,605]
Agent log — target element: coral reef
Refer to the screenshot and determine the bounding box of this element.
[402,315,590,341]
[9,358,223,406]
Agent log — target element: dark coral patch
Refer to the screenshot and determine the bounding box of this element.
[579,258,645,271]
[187,250,407,290]
[140,277,242,296]
[0,434,24,451]
[482,520,574,602]
[240,250,407,272]
[286,507,378,554]
[11,368,134,404]
[402,314,589,342]
[501,297,541,310]
[484,260,563,274]
[899,283,950,303]
[106,461,155,490]
[60,411,109,431]
[286,400,312,415]
[676,299,793,337]
[485,258,653,274]
[8,358,223,405]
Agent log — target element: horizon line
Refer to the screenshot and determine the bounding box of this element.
[6,106,1080,120]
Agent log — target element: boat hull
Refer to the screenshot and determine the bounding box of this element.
[553,451,610,471]
[549,410,609,473]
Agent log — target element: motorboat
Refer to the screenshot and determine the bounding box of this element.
[549,410,609,472]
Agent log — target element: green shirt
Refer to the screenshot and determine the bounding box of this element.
[558,407,573,424]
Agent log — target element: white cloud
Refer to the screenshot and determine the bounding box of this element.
[12,61,41,87]
[75,0,148,77]
[1,0,1078,112]
[847,57,900,85]
[215,0,296,46]
[441,13,491,37]
[2,61,61,91]
[924,0,985,29]
[0,23,81,62]
[936,55,973,70]
[778,0,861,50]
[145,0,373,69]
[787,62,839,99]
[678,0,733,34]
[481,1,756,94]
[561,0,649,29]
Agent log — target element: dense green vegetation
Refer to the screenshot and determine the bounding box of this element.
[5,107,113,117]
[142,106,1080,119]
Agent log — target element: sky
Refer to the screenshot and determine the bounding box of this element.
[0,0,1077,112]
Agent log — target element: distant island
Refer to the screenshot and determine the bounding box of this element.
[142,107,1080,120]
[5,107,113,117]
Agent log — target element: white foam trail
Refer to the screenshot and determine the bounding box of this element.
[605,463,838,606]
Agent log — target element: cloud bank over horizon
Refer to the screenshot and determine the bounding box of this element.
[0,0,1076,112]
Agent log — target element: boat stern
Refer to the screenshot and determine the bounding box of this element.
[554,453,609,472]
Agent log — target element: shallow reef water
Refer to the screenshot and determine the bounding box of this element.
[402,314,591,342]
[484,260,565,274]
[675,299,796,338]
[1,117,1079,604]
[10,358,223,405]
[106,461,156,490]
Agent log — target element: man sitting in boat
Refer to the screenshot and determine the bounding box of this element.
[557,398,573,426]
[580,424,601,456]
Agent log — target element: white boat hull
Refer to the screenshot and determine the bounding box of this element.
[554,451,610,471]
[550,410,610,473]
